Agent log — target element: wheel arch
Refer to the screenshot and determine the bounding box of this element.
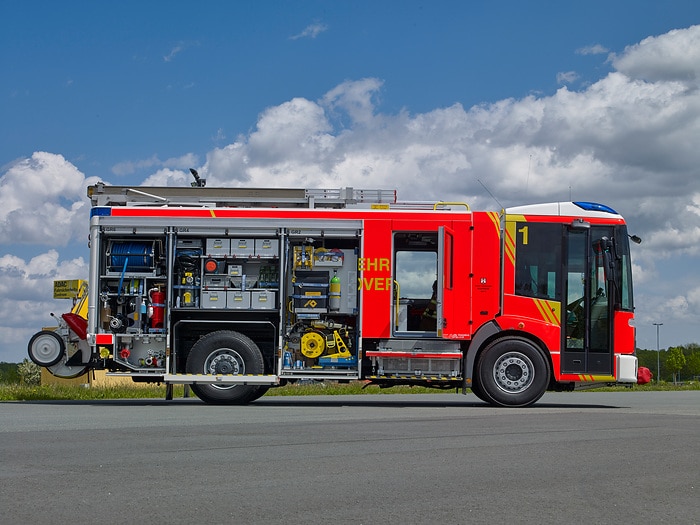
[173,318,277,374]
[185,328,266,405]
[466,322,554,387]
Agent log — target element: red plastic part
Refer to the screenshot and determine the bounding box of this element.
[62,313,87,340]
[637,366,652,385]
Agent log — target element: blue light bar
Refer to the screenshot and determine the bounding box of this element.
[90,207,112,217]
[573,201,618,214]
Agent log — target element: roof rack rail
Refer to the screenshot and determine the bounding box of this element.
[88,183,397,209]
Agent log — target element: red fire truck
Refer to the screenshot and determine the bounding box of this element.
[28,183,641,407]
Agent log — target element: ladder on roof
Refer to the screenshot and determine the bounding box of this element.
[87,183,397,209]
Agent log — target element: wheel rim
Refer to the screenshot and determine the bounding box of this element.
[30,333,64,366]
[492,351,534,394]
[202,347,245,390]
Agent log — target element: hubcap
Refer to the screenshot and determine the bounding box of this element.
[31,333,63,365]
[493,351,534,393]
[203,348,244,390]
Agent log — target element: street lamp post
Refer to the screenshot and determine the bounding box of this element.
[653,322,663,383]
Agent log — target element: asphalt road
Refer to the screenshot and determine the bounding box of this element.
[1,391,699,524]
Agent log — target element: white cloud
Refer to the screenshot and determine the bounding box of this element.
[163,43,185,62]
[613,24,700,83]
[163,41,200,62]
[0,152,100,246]
[322,78,384,125]
[556,71,579,84]
[141,168,192,187]
[576,44,609,55]
[0,250,86,302]
[290,22,329,40]
[0,250,87,362]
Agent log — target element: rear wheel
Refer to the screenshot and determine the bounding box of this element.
[186,330,264,405]
[476,337,550,407]
[28,330,65,367]
[246,386,270,402]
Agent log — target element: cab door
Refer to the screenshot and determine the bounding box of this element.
[392,230,438,335]
[563,227,614,375]
[390,224,467,338]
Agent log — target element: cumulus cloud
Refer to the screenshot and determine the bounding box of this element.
[141,167,192,187]
[613,24,700,83]
[0,152,100,246]
[0,250,87,361]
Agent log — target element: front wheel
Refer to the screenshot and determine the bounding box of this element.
[186,330,264,405]
[476,337,550,407]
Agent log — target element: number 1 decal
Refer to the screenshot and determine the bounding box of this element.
[518,225,529,245]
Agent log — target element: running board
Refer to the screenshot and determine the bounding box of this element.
[163,374,280,386]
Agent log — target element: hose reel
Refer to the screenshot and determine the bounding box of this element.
[300,331,325,358]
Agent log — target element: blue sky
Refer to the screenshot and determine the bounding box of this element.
[2,0,700,363]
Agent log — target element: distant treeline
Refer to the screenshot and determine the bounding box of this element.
[637,343,700,383]
[0,362,21,383]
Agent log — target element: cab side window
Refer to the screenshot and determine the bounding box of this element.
[514,223,562,300]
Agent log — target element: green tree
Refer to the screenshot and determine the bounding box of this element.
[666,346,686,384]
[17,359,41,385]
[0,362,21,383]
[683,348,700,380]
[636,349,657,374]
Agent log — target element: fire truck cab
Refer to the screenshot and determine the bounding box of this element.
[30,184,639,407]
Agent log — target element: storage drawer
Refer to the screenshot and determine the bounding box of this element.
[202,275,227,288]
[201,290,226,309]
[230,239,254,257]
[255,238,279,257]
[227,290,251,309]
[251,290,275,309]
[206,238,230,256]
[227,264,243,276]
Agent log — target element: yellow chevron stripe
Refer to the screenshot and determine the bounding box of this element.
[504,215,526,266]
[537,299,551,324]
[505,222,516,266]
[577,374,616,382]
[535,299,561,326]
[487,211,500,238]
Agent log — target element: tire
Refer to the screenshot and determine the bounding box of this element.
[185,330,264,405]
[476,337,550,407]
[469,380,489,403]
[245,386,270,402]
[28,330,65,367]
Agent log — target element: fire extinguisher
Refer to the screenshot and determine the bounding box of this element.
[148,287,165,329]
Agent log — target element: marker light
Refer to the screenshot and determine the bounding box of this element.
[90,207,112,217]
[573,201,618,214]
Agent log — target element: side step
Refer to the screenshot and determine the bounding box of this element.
[367,339,462,378]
